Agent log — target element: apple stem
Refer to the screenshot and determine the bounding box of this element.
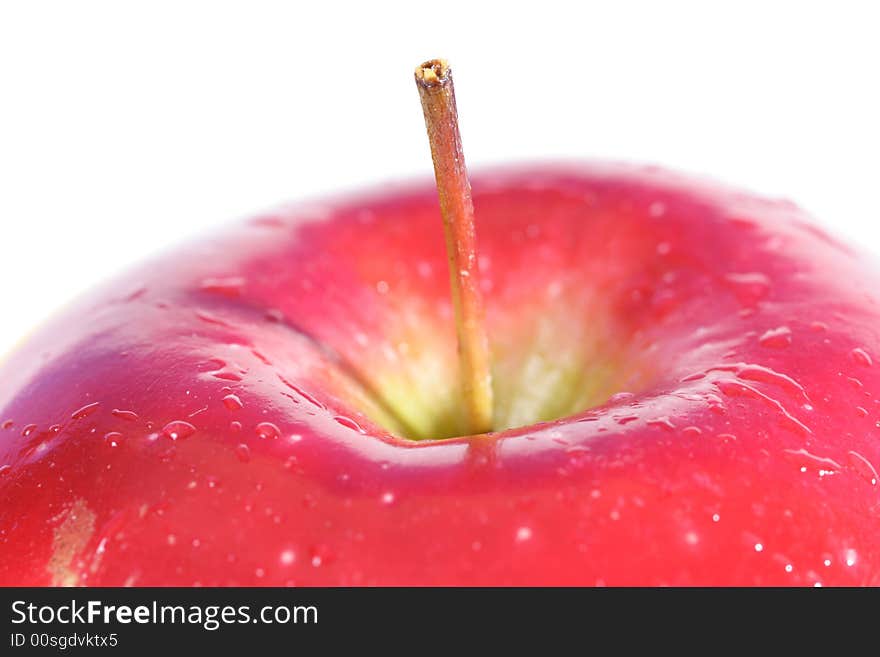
[415,59,494,435]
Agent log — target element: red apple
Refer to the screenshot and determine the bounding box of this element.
[1,162,879,586]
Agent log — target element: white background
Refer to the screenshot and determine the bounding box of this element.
[1,1,878,354]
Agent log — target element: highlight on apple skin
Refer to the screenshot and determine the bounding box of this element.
[1,163,879,585]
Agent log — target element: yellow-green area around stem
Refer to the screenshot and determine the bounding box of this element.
[329,288,646,442]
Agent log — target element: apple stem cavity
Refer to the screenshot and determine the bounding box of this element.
[415,59,494,435]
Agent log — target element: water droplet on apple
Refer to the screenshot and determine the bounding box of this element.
[715,379,810,435]
[195,310,233,327]
[566,446,590,468]
[783,448,841,477]
[278,375,325,409]
[255,422,280,440]
[210,360,244,382]
[265,308,285,323]
[647,417,675,431]
[726,363,809,402]
[0,465,11,476]
[162,421,196,441]
[851,347,873,367]
[230,421,242,432]
[1,420,12,430]
[222,394,243,411]
[705,393,725,415]
[111,409,139,422]
[334,416,366,434]
[846,450,878,485]
[758,326,792,349]
[234,444,251,462]
[381,491,395,505]
[722,272,771,307]
[21,423,37,437]
[71,402,101,420]
[104,431,123,447]
[251,349,271,366]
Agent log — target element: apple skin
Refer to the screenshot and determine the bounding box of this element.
[2,162,880,586]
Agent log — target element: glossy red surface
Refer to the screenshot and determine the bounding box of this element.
[1,163,879,585]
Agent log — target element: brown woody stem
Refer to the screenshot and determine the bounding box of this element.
[415,59,494,434]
